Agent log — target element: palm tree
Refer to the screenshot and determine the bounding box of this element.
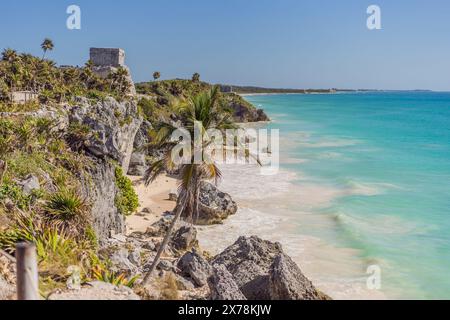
[192,72,200,82]
[142,86,236,284]
[112,67,131,93]
[153,71,161,81]
[1,49,18,63]
[41,38,54,59]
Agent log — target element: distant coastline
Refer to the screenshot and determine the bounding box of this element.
[219,84,434,96]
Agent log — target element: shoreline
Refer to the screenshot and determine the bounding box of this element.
[127,165,386,300]
[126,175,178,234]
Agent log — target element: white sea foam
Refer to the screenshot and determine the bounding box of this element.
[198,162,388,299]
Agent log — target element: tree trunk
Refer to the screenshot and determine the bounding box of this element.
[142,198,185,286]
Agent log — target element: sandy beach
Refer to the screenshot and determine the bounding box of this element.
[126,166,386,300]
[126,175,178,234]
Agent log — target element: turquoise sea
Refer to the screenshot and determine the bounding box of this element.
[245,92,450,299]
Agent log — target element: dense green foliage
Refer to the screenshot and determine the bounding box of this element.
[114,166,139,216]
[136,79,256,123]
[0,49,132,112]
[0,114,100,293]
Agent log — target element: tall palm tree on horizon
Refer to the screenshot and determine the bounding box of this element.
[41,38,54,59]
[142,86,237,285]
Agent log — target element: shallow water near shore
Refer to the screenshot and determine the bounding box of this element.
[198,92,450,299]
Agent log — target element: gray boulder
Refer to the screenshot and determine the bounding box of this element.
[82,160,125,242]
[177,251,212,287]
[127,120,152,176]
[269,253,329,300]
[212,236,283,300]
[171,226,198,252]
[193,182,238,225]
[71,97,142,242]
[127,152,147,176]
[18,175,40,195]
[109,247,139,274]
[208,264,246,300]
[69,97,142,173]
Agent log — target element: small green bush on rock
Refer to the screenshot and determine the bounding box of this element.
[114,166,139,216]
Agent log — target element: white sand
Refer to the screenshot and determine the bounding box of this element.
[126,175,177,234]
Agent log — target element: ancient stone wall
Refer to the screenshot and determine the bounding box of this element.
[90,48,125,67]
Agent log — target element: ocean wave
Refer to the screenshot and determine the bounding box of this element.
[218,164,298,200]
[297,138,361,148]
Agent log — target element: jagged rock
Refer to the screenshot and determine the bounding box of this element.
[127,116,152,177]
[83,159,124,242]
[256,109,270,121]
[109,248,139,274]
[229,100,269,123]
[193,182,238,225]
[212,236,283,300]
[133,120,152,150]
[142,240,156,251]
[18,175,40,195]
[269,254,329,300]
[48,281,140,300]
[69,97,142,173]
[127,152,147,176]
[177,251,212,287]
[145,216,174,237]
[145,215,190,238]
[128,248,142,266]
[174,274,195,291]
[69,97,142,242]
[171,226,198,251]
[208,264,246,300]
[157,260,174,272]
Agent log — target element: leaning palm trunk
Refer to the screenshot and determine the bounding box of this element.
[142,196,186,285]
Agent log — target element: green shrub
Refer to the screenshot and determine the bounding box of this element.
[0,181,35,209]
[92,265,138,288]
[44,188,90,237]
[114,166,139,216]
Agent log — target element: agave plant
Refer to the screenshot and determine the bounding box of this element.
[92,265,138,288]
[44,188,90,237]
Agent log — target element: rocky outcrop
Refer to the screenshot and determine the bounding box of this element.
[208,264,246,300]
[193,182,238,225]
[94,217,327,301]
[269,254,329,300]
[227,95,270,123]
[127,152,147,176]
[69,97,142,242]
[177,251,212,288]
[82,160,125,242]
[69,97,142,173]
[211,236,325,300]
[48,281,140,300]
[212,236,282,299]
[171,226,198,252]
[127,120,152,176]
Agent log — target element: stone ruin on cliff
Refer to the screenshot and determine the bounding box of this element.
[90,47,136,95]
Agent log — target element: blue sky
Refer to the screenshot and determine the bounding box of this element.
[1,0,449,90]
